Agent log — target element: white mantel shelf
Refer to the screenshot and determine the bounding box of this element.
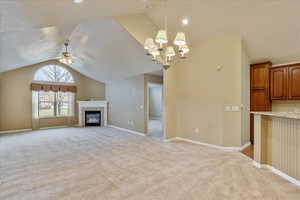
[77,101,108,127]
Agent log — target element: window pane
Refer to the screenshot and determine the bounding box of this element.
[34,65,74,83]
[37,91,74,118]
[57,102,70,116]
[56,92,69,102]
[38,91,55,117]
[56,92,74,117]
[39,102,55,117]
[39,91,55,102]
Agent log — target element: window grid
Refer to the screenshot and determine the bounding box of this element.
[38,92,73,118]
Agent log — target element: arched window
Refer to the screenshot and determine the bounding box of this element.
[34,65,74,83]
[32,65,75,118]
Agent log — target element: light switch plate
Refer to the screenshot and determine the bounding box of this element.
[225,106,231,111]
[231,106,240,111]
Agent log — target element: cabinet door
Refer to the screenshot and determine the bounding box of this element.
[270,67,288,100]
[251,65,269,89]
[251,89,271,111]
[288,65,300,99]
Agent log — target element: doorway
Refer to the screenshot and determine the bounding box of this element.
[147,82,164,140]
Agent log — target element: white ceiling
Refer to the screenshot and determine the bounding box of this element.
[0,0,146,32]
[0,0,162,82]
[1,0,300,82]
[68,18,161,82]
[146,0,300,65]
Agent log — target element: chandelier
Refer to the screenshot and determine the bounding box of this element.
[59,40,73,65]
[143,7,190,69]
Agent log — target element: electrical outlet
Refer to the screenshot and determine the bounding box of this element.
[194,128,199,133]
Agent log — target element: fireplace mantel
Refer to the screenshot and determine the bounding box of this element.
[77,101,108,127]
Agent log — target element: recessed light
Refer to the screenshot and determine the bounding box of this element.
[73,0,84,3]
[182,18,189,25]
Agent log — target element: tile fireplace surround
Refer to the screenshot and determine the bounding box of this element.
[77,101,108,127]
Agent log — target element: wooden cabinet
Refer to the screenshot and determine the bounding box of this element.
[270,64,300,100]
[250,62,272,111]
[251,65,269,89]
[270,67,288,100]
[250,62,272,144]
[288,65,300,99]
[251,89,271,111]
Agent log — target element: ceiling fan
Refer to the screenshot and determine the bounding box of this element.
[57,40,82,65]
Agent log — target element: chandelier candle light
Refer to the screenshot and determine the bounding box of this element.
[144,24,190,69]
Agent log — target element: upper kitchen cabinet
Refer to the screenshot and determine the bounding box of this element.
[250,62,272,111]
[270,67,288,100]
[251,62,270,89]
[270,64,300,100]
[288,65,300,99]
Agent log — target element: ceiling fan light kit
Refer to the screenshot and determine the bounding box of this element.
[59,40,74,65]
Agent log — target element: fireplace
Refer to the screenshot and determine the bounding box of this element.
[77,101,107,127]
[85,111,101,126]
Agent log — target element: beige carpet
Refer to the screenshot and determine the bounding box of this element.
[1,127,300,200]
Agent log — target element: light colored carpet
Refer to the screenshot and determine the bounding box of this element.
[0,127,300,200]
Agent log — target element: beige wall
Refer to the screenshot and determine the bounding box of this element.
[163,67,178,139]
[165,34,247,147]
[0,60,105,131]
[106,74,145,133]
[272,101,300,112]
[115,14,159,47]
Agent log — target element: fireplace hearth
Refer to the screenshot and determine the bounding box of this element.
[85,111,101,126]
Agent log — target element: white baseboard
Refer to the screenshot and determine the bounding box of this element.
[252,160,262,168]
[0,128,32,135]
[165,137,248,151]
[164,137,178,142]
[252,161,300,187]
[108,125,145,137]
[240,142,251,151]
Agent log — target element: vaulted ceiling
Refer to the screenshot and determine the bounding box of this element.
[0,0,162,82]
[146,0,300,64]
[1,0,300,82]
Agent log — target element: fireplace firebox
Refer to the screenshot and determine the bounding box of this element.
[85,111,101,126]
